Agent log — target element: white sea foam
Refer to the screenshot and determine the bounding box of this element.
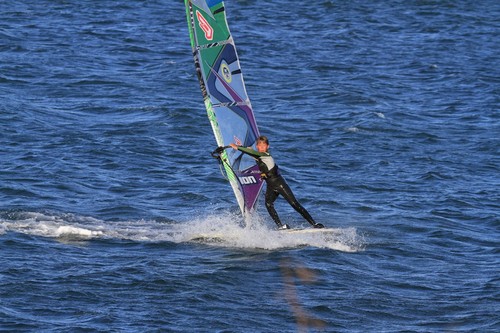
[1,210,364,252]
[54,226,103,237]
[173,212,364,252]
[0,211,103,240]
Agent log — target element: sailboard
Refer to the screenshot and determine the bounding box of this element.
[185,0,264,216]
[283,228,341,235]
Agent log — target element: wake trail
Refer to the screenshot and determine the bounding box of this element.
[0,210,364,252]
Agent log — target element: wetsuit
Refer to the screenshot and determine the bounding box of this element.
[237,146,321,228]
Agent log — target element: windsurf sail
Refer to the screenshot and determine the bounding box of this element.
[185,0,264,216]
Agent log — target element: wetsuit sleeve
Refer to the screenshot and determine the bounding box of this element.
[237,146,266,158]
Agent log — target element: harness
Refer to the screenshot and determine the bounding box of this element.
[256,157,280,180]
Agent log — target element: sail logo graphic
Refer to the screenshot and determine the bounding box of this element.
[196,11,213,40]
[221,62,232,83]
[239,176,257,185]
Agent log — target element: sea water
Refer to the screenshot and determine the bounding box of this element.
[1,0,498,331]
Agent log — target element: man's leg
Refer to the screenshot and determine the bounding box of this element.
[276,181,323,228]
[265,188,282,228]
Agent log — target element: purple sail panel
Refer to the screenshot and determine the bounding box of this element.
[236,164,264,212]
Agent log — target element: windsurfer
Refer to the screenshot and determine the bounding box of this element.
[229,136,324,230]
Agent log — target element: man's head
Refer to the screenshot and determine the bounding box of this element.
[256,135,269,152]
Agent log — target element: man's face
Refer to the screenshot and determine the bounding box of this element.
[256,141,269,153]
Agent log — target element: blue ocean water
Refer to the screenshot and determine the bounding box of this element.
[1,0,498,331]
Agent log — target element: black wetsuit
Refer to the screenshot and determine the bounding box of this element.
[237,146,319,228]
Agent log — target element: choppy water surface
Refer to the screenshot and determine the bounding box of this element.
[1,0,498,331]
